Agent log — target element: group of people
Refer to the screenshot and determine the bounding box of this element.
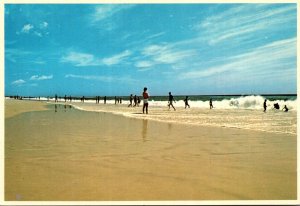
[264,99,289,112]
[128,94,141,107]
[54,90,289,115]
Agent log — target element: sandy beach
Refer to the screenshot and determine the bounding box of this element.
[4,99,297,201]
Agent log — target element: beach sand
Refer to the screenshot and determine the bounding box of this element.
[5,100,297,201]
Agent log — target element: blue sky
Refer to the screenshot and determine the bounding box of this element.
[5,4,297,96]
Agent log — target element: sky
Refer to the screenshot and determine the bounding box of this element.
[4,4,297,97]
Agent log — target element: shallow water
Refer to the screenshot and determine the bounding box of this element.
[69,102,297,135]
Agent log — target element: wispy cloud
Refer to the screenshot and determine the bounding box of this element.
[145,32,166,40]
[65,74,136,83]
[18,21,49,37]
[21,24,34,33]
[61,50,132,67]
[180,38,296,80]
[196,4,296,45]
[39,21,48,29]
[102,50,132,66]
[135,44,197,69]
[61,52,101,67]
[5,48,32,63]
[12,79,26,85]
[90,4,135,24]
[30,75,53,81]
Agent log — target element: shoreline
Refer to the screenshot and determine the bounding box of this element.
[5,99,296,135]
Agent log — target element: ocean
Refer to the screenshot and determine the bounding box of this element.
[13,94,297,111]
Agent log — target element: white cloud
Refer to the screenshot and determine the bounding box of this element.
[30,75,53,81]
[61,52,101,67]
[180,38,296,80]
[12,79,26,85]
[102,50,132,66]
[196,4,296,45]
[19,22,49,37]
[21,24,34,33]
[136,44,198,68]
[40,21,48,29]
[5,48,32,63]
[61,50,132,67]
[145,32,166,40]
[90,5,135,24]
[34,31,42,37]
[65,74,137,83]
[135,61,155,68]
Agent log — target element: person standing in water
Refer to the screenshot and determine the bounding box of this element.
[282,105,289,112]
[128,94,133,107]
[263,99,267,112]
[209,98,213,109]
[184,96,190,109]
[168,92,176,111]
[143,87,149,114]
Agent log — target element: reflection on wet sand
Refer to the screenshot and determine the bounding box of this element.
[142,119,148,142]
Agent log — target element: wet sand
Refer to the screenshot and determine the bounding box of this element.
[5,100,297,201]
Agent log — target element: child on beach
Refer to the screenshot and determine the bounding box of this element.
[143,87,149,114]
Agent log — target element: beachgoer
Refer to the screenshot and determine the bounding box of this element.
[55,94,58,102]
[64,95,67,102]
[184,96,190,109]
[209,98,213,109]
[128,94,133,107]
[104,96,107,104]
[282,105,289,112]
[137,97,141,107]
[274,103,280,110]
[119,98,122,104]
[263,99,267,112]
[143,87,149,114]
[115,96,117,104]
[133,95,137,107]
[168,92,176,111]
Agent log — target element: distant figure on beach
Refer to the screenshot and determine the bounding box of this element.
[274,103,280,110]
[119,98,122,104]
[263,99,267,112]
[55,94,58,102]
[128,94,133,107]
[209,98,213,109]
[184,96,190,109]
[64,95,67,102]
[69,96,72,102]
[143,87,149,114]
[104,96,107,104]
[115,96,117,104]
[133,95,137,107]
[282,105,289,112]
[137,97,141,107]
[168,92,176,111]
